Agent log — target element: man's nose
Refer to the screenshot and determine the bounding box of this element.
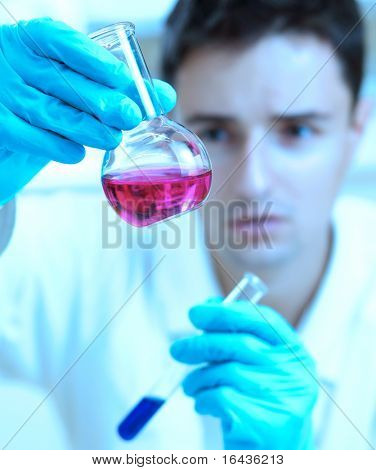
[235,135,271,199]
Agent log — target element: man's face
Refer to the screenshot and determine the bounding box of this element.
[175,33,362,267]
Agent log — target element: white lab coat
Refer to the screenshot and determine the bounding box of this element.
[0,189,375,450]
[298,197,376,449]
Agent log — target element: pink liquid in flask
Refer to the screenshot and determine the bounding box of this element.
[102,167,212,227]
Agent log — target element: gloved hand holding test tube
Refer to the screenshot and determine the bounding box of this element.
[118,272,268,441]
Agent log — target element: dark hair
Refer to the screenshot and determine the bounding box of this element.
[161,0,365,100]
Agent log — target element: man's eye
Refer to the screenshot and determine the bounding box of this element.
[282,124,314,139]
[200,128,230,143]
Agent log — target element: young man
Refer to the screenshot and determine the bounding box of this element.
[162,0,376,450]
[0,1,374,450]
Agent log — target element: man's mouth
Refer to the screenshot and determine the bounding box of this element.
[229,214,283,227]
[227,213,287,240]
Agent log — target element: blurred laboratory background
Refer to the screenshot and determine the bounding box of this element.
[1,0,375,201]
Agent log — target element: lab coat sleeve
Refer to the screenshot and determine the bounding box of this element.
[0,191,137,449]
[0,279,72,449]
[0,379,70,449]
[0,196,79,449]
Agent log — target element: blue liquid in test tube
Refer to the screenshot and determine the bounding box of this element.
[117,272,268,441]
[118,397,165,440]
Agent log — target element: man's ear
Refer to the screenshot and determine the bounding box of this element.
[352,97,374,135]
[346,98,374,164]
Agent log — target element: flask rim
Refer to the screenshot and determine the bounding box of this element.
[89,22,135,44]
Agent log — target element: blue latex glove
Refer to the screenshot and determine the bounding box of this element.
[0,17,176,204]
[170,300,318,450]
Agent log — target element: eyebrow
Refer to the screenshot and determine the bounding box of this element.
[185,114,237,125]
[185,112,332,125]
[270,112,332,122]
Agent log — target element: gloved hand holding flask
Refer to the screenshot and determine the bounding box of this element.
[0,18,176,204]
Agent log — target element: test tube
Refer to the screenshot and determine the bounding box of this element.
[118,272,268,440]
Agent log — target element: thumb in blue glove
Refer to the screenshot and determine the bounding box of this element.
[0,18,176,204]
[170,300,318,450]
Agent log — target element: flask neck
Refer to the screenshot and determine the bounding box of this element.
[117,27,163,120]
